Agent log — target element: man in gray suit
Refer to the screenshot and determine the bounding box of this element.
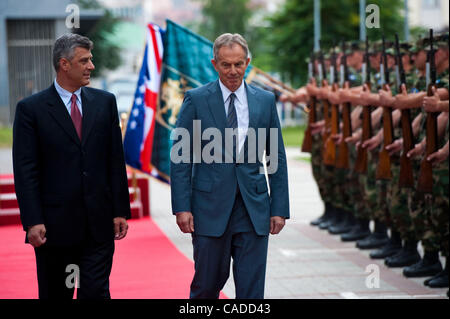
[170,33,289,299]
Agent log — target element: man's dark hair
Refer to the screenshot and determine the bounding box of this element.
[52,33,93,71]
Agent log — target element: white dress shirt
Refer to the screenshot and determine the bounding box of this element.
[218,79,249,152]
[54,79,83,116]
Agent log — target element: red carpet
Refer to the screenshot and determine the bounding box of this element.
[0,217,227,299]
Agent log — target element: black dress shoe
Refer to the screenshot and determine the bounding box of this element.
[424,270,445,286]
[310,214,326,226]
[356,232,389,249]
[428,272,449,288]
[370,241,402,259]
[328,212,356,235]
[311,203,333,226]
[403,259,443,278]
[319,213,342,230]
[341,227,370,241]
[318,206,340,230]
[329,222,353,234]
[318,219,332,230]
[340,219,370,242]
[385,249,421,267]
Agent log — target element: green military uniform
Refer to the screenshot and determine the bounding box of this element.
[422,68,449,257]
[307,60,333,216]
[345,65,371,220]
[360,66,386,224]
[319,49,350,218]
[311,98,327,203]
[410,68,449,257]
[388,65,425,243]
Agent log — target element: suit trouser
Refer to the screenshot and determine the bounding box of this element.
[190,190,269,299]
[34,230,114,299]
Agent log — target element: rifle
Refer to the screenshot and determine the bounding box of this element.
[395,34,415,188]
[417,29,439,193]
[323,45,339,165]
[375,35,394,180]
[318,49,331,152]
[336,41,352,169]
[301,51,317,153]
[354,36,373,174]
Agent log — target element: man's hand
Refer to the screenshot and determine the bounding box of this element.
[331,133,343,144]
[270,216,285,235]
[113,217,128,240]
[359,84,371,106]
[345,130,362,144]
[310,120,325,135]
[362,133,382,151]
[423,87,441,112]
[385,138,403,156]
[427,145,449,165]
[393,84,409,109]
[27,224,47,248]
[339,88,353,103]
[328,90,341,105]
[293,87,309,104]
[379,86,395,107]
[176,212,194,233]
[407,141,426,159]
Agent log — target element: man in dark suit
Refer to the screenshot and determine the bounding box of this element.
[170,33,290,299]
[13,33,131,299]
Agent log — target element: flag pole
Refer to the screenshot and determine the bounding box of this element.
[360,0,366,41]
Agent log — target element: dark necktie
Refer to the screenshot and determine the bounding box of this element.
[71,94,82,140]
[227,93,238,129]
[226,93,238,159]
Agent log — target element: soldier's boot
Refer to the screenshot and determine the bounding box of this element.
[340,218,371,242]
[328,210,356,234]
[319,204,341,230]
[424,258,449,288]
[369,230,402,259]
[403,250,443,278]
[310,202,332,226]
[385,240,421,267]
[356,220,389,249]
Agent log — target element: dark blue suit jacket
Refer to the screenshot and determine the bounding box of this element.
[13,84,131,246]
[170,80,289,237]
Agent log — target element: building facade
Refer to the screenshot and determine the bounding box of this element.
[0,0,102,125]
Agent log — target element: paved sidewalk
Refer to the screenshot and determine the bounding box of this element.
[1,146,447,298]
[149,147,448,299]
[0,148,12,176]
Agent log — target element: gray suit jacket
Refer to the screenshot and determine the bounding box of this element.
[170,80,289,237]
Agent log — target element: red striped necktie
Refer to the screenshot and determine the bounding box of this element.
[71,94,82,140]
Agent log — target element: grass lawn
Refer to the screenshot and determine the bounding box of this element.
[281,125,306,148]
[0,127,12,148]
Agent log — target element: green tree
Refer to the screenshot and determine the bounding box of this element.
[267,0,405,87]
[76,0,122,77]
[191,0,270,67]
[193,0,253,41]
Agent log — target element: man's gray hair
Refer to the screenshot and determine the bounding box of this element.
[52,33,93,71]
[213,33,249,61]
